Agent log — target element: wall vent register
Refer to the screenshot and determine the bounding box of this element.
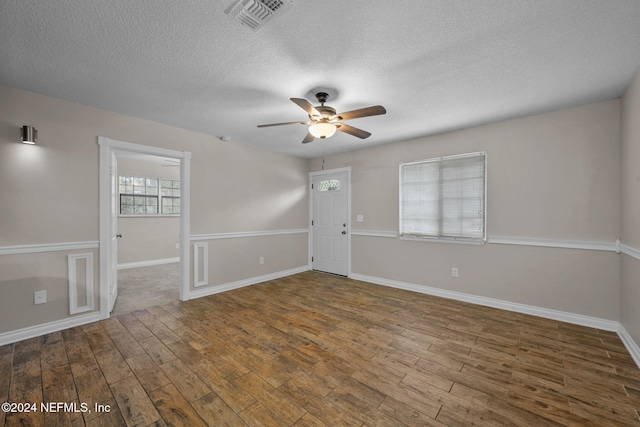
[225,0,293,30]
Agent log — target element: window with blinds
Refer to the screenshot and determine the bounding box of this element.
[399,152,486,242]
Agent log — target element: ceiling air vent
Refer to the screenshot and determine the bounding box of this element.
[225,0,293,30]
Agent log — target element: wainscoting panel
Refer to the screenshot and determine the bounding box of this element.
[68,253,94,314]
[193,242,209,287]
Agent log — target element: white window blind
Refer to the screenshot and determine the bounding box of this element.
[400,152,486,242]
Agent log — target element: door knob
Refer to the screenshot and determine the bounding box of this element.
[116,233,123,238]
[341,231,346,235]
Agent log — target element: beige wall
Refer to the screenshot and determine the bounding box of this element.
[0,249,99,333]
[203,233,309,286]
[311,100,622,320]
[116,157,180,265]
[621,69,640,343]
[0,85,309,334]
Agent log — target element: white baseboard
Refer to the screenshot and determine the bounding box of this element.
[187,265,311,300]
[350,273,619,331]
[117,257,180,270]
[0,312,101,346]
[618,324,640,367]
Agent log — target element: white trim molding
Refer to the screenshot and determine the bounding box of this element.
[350,273,620,332]
[487,236,619,252]
[99,136,192,317]
[187,265,310,300]
[351,230,397,238]
[309,166,353,177]
[0,241,99,256]
[620,242,640,261]
[68,253,95,314]
[348,233,621,253]
[618,324,640,368]
[0,312,101,346]
[118,257,180,270]
[190,229,308,241]
[193,243,209,287]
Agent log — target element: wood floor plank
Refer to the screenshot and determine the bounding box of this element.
[42,364,77,404]
[109,375,160,426]
[93,347,132,385]
[125,353,171,394]
[239,402,291,427]
[190,359,257,413]
[0,344,14,424]
[159,359,211,402]
[379,395,447,427]
[39,332,68,371]
[138,335,177,366]
[191,392,248,426]
[235,372,306,425]
[42,399,86,427]
[149,384,208,427]
[73,369,118,423]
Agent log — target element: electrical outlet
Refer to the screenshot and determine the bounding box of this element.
[34,290,47,305]
[259,256,264,265]
[451,267,459,278]
[356,214,364,223]
[176,243,180,249]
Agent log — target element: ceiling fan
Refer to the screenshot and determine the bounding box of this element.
[257,92,386,144]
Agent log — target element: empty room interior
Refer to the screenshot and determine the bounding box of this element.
[2,1,640,426]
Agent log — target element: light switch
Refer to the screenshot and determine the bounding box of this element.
[356,214,364,223]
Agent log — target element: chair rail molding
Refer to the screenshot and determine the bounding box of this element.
[351,230,397,238]
[487,236,619,252]
[190,228,309,241]
[620,242,640,261]
[0,241,99,256]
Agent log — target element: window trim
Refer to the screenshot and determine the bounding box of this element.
[399,151,487,245]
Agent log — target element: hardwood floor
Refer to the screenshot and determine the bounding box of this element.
[2,271,640,426]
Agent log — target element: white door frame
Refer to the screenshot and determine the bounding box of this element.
[309,167,352,277]
[98,137,191,319]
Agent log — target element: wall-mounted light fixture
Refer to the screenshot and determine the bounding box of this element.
[21,126,38,144]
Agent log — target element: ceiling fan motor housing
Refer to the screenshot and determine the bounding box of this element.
[312,106,336,120]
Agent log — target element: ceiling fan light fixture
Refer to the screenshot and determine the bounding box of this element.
[309,122,336,139]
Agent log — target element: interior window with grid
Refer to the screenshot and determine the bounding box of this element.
[160,179,180,215]
[119,176,180,216]
[399,152,486,242]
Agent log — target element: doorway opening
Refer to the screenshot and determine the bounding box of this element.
[111,151,182,314]
[98,137,191,319]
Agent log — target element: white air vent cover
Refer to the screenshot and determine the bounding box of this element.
[225,0,293,30]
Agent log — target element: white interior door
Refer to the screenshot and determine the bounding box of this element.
[312,171,349,276]
[109,152,118,312]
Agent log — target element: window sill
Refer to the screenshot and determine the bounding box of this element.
[399,235,486,246]
[118,214,180,218]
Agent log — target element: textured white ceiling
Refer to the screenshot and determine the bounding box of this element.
[2,1,640,158]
